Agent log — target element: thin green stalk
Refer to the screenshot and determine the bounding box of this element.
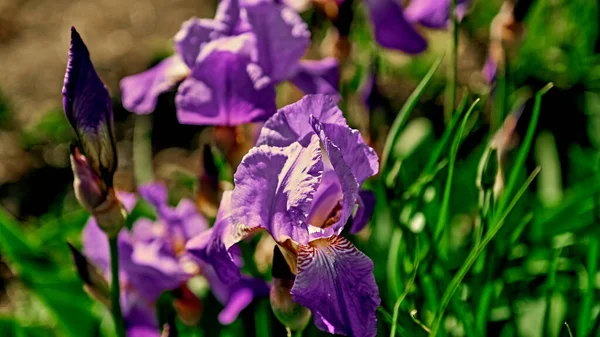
[579,195,600,335]
[542,248,561,337]
[390,239,420,337]
[387,228,404,300]
[496,83,553,216]
[434,99,480,241]
[134,114,154,186]
[429,166,541,336]
[109,237,126,337]
[381,55,444,173]
[444,0,458,122]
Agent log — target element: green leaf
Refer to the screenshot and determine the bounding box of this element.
[380,55,444,174]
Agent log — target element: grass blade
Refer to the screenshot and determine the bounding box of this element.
[434,99,480,240]
[429,166,541,336]
[381,55,444,173]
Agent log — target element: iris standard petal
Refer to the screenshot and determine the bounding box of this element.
[244,3,310,82]
[229,135,323,245]
[291,236,380,337]
[120,56,189,114]
[290,58,340,98]
[363,0,427,53]
[174,18,228,69]
[257,94,347,148]
[63,27,117,178]
[175,34,276,126]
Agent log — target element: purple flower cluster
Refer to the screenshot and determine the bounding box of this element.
[120,0,339,126]
[82,183,269,336]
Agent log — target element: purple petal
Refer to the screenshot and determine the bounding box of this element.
[174,19,226,69]
[120,56,189,114]
[229,135,323,245]
[290,58,340,98]
[257,94,347,148]
[121,239,191,301]
[63,27,116,176]
[175,34,277,126]
[291,236,380,337]
[138,182,169,211]
[482,55,497,84]
[214,0,241,34]
[186,191,242,284]
[351,190,375,234]
[363,0,427,53]
[244,3,310,82]
[202,262,270,324]
[405,0,469,28]
[123,292,160,337]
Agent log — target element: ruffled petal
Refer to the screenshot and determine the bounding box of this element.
[257,94,347,148]
[363,0,427,53]
[350,190,375,234]
[174,19,227,69]
[290,58,340,98]
[186,191,242,284]
[229,135,323,245]
[291,236,380,337]
[244,3,310,82]
[175,34,276,126]
[63,27,117,178]
[120,56,189,114]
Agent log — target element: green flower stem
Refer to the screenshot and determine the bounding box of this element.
[109,236,126,337]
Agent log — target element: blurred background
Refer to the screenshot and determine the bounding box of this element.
[1,0,600,336]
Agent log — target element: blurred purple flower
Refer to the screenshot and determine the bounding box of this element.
[363,0,468,53]
[120,0,339,126]
[63,27,125,236]
[190,95,380,336]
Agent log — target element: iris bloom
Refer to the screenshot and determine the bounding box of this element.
[81,183,268,335]
[363,0,468,53]
[120,0,339,126]
[188,95,380,336]
[63,27,125,236]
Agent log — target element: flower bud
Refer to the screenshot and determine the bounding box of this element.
[270,246,311,332]
[71,146,126,237]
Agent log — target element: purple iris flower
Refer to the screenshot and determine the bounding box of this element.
[120,0,339,126]
[83,183,267,333]
[363,0,468,53]
[188,95,380,336]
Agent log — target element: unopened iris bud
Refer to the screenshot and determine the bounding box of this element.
[270,246,311,332]
[63,27,124,236]
[67,242,111,308]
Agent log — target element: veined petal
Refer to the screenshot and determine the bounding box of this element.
[291,236,380,337]
[363,0,427,53]
[257,94,347,148]
[350,190,375,234]
[63,27,117,179]
[229,135,323,245]
[176,34,276,126]
[244,3,310,82]
[290,58,340,98]
[120,56,189,114]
